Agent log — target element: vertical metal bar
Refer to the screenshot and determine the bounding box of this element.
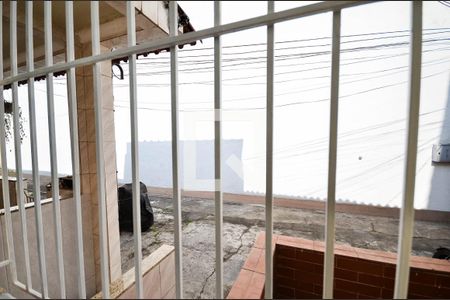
[214,2,223,299]
[44,2,66,297]
[127,2,143,299]
[265,1,275,299]
[323,9,341,300]
[65,1,87,298]
[0,0,17,286]
[24,1,42,294]
[91,2,110,298]
[169,1,183,299]
[394,2,422,298]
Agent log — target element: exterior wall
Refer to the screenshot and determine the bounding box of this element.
[228,233,450,299]
[0,197,97,298]
[76,43,122,291]
[428,84,450,211]
[272,235,450,299]
[121,140,245,194]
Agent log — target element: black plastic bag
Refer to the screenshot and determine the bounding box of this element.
[433,247,450,260]
[118,182,154,232]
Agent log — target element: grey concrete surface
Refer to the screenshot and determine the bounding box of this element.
[120,195,450,299]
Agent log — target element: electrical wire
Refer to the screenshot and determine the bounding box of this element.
[113,69,449,112]
[130,37,449,71]
[244,108,445,160]
[114,43,450,86]
[139,27,450,55]
[245,121,445,162]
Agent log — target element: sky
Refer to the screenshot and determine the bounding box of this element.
[4,1,450,210]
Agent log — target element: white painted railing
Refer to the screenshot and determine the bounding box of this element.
[0,1,423,299]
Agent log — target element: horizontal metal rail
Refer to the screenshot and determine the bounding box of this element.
[0,1,372,87]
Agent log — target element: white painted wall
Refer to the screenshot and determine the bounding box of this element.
[121,140,245,193]
[4,1,450,211]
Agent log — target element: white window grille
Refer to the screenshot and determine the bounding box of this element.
[0,1,423,299]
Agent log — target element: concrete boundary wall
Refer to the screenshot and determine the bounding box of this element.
[147,187,450,222]
[0,197,97,298]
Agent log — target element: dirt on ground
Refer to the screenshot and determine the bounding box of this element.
[120,194,450,299]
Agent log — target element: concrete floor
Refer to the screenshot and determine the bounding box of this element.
[120,195,450,299]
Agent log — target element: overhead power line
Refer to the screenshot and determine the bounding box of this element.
[140,31,450,63]
[113,69,449,112]
[132,37,449,67]
[127,41,449,79]
[143,27,450,54]
[123,54,450,87]
[136,46,450,76]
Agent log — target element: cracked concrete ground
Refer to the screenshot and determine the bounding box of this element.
[120,195,450,299]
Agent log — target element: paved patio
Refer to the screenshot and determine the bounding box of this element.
[120,194,450,299]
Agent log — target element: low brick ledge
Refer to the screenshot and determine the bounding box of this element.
[91,244,175,299]
[227,232,450,299]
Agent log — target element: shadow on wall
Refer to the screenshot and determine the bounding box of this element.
[428,80,450,211]
[121,139,245,194]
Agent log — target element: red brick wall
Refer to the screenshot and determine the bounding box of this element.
[274,237,450,299]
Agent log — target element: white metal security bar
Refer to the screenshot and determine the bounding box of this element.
[0,0,15,287]
[394,2,423,299]
[323,9,341,299]
[1,2,43,299]
[91,2,111,299]
[65,1,87,297]
[44,2,66,298]
[169,2,184,298]
[214,1,224,299]
[0,1,426,299]
[25,2,48,297]
[265,1,275,299]
[9,2,21,289]
[127,1,144,298]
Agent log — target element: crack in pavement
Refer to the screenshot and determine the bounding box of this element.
[196,224,251,298]
[224,225,251,262]
[198,267,215,299]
